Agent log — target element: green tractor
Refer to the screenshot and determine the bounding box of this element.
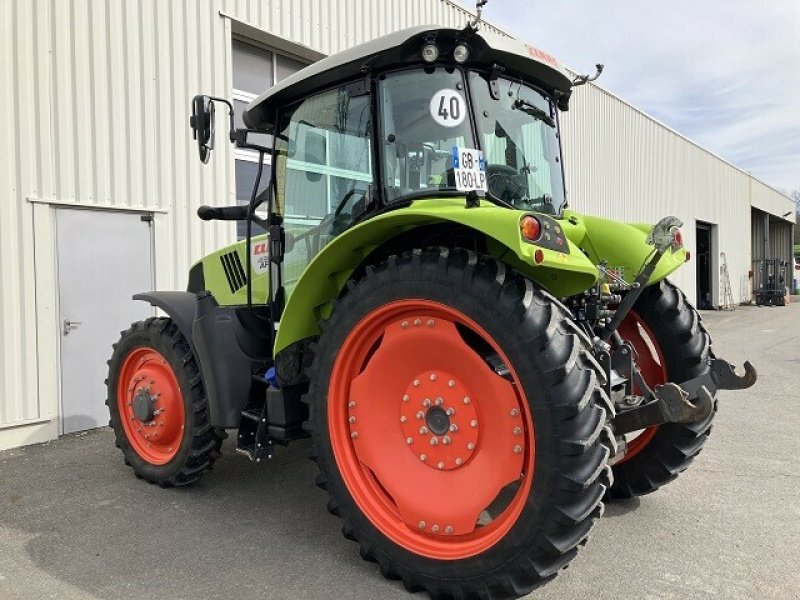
[106,16,756,600]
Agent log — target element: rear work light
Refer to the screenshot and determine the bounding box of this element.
[520,215,542,242]
[671,226,683,248]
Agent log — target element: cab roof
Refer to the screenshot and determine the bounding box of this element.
[243,25,573,130]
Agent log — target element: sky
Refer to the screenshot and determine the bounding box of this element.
[482,0,800,195]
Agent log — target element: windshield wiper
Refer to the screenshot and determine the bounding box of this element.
[513,99,555,127]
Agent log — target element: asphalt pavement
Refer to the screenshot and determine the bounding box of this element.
[1,303,798,599]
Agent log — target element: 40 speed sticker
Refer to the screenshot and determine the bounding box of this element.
[430,89,467,127]
[452,147,487,193]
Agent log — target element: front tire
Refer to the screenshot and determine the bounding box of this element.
[304,249,613,599]
[106,317,224,487]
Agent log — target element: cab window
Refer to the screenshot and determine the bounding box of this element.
[274,83,373,289]
[379,68,476,202]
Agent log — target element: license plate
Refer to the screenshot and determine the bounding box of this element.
[452,147,487,194]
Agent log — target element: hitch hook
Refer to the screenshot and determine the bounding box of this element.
[712,359,757,391]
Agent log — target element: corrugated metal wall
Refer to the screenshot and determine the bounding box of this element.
[0,0,793,440]
[0,0,504,434]
[559,82,793,305]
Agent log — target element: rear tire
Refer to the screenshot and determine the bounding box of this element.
[304,248,614,599]
[106,317,224,487]
[608,280,716,500]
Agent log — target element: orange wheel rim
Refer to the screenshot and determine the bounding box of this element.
[328,300,534,560]
[616,311,667,464]
[117,347,185,465]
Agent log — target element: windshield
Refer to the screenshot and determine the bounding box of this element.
[469,72,566,215]
[379,68,475,202]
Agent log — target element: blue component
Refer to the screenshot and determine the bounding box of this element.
[266,366,279,389]
[451,146,460,168]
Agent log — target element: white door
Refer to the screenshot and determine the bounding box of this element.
[57,209,154,434]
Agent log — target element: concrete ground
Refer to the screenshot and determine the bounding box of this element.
[1,304,799,600]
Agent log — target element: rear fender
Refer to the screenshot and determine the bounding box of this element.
[274,198,599,354]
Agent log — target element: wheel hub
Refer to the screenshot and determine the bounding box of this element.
[397,370,479,471]
[117,348,185,465]
[132,389,156,422]
[425,406,450,435]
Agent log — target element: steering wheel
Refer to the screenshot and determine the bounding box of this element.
[486,164,527,204]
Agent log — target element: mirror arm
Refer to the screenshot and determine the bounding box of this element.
[203,95,236,136]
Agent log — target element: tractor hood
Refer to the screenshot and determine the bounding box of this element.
[243,26,573,130]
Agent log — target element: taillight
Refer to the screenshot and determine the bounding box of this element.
[671,227,683,247]
[520,215,541,242]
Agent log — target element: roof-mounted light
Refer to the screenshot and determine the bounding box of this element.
[453,44,470,64]
[422,43,439,63]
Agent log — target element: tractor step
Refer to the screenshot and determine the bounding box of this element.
[236,375,274,463]
[236,371,310,462]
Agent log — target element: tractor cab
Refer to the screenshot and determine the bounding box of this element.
[189,25,582,312]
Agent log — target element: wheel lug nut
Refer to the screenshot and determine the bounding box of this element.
[419,521,426,529]
[467,442,475,451]
[420,454,427,461]
[430,437,439,446]
[513,427,522,435]
[510,409,519,416]
[449,424,458,432]
[463,396,471,405]
[414,319,421,326]
[416,411,425,420]
[470,419,478,427]
[442,436,451,445]
[351,432,358,439]
[448,380,455,388]
[429,373,437,381]
[446,407,455,416]
[348,416,356,424]
[455,457,463,466]
[419,426,428,435]
[348,400,356,408]
[402,395,409,402]
[401,321,409,329]
[435,397,443,406]
[431,525,440,533]
[427,319,435,327]
[413,379,420,387]
[437,461,445,469]
[400,416,407,423]
[445,526,453,535]
[513,445,522,454]
[406,437,413,444]
[423,398,431,407]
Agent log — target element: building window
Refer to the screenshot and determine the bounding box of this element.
[232,38,309,238]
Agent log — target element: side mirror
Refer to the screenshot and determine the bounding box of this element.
[190,95,215,163]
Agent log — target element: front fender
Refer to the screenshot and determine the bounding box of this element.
[133,291,197,350]
[274,199,598,354]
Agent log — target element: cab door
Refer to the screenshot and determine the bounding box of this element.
[272,81,374,301]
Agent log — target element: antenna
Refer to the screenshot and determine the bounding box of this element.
[469,0,488,30]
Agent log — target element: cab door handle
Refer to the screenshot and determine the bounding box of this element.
[63,319,83,335]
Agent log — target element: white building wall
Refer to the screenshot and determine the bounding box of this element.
[0,0,506,446]
[560,81,793,305]
[0,0,793,447]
